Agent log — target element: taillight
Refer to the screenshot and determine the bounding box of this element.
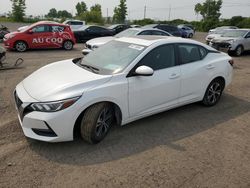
[228,59,234,67]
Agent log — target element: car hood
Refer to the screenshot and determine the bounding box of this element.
[22,59,112,102]
[206,34,221,39]
[4,31,19,37]
[86,36,115,47]
[212,36,239,42]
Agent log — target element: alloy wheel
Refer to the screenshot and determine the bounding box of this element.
[207,82,222,104]
[95,107,113,137]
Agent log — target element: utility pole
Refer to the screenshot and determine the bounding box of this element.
[107,8,108,18]
[144,5,146,19]
[168,5,171,21]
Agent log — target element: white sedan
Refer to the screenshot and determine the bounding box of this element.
[14,36,233,144]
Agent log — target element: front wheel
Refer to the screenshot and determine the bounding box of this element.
[15,41,27,52]
[202,79,224,106]
[189,33,193,38]
[234,45,243,56]
[63,40,73,50]
[80,103,114,144]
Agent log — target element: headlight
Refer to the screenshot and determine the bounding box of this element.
[226,39,236,44]
[8,34,16,39]
[92,45,99,49]
[30,96,80,112]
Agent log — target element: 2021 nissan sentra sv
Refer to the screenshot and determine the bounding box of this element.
[14,36,233,144]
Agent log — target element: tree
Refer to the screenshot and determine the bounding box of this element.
[46,8,57,18]
[195,0,222,21]
[113,0,127,23]
[80,4,103,24]
[194,0,222,31]
[76,1,87,17]
[57,10,72,18]
[10,0,26,22]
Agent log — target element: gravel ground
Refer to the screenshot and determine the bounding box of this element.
[0,22,250,188]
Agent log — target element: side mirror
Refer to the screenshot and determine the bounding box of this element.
[28,29,33,34]
[82,48,92,55]
[135,66,154,76]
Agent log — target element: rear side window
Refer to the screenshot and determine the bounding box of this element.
[151,30,169,36]
[138,44,176,70]
[178,44,202,64]
[52,25,65,32]
[70,21,83,25]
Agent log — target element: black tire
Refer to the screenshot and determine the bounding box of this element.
[63,40,73,50]
[15,41,27,52]
[189,33,193,38]
[234,45,243,56]
[80,103,114,144]
[202,78,224,106]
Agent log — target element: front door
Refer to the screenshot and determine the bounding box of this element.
[128,44,181,117]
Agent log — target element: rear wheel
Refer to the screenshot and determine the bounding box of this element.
[189,33,193,38]
[202,79,224,106]
[63,40,73,50]
[15,41,27,52]
[80,103,114,144]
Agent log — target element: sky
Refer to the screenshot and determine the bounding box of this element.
[0,0,249,21]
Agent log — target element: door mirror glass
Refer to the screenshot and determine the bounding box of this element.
[135,66,154,76]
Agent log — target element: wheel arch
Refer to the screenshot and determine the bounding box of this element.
[14,40,29,49]
[73,100,123,139]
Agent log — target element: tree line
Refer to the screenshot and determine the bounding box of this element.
[7,0,250,31]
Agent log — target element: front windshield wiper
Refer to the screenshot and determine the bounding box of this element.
[79,63,100,73]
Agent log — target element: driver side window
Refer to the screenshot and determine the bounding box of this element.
[32,25,50,33]
[137,44,176,71]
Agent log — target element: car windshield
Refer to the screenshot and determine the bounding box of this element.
[80,40,146,74]
[222,30,247,37]
[214,29,228,34]
[115,29,139,37]
[108,25,119,29]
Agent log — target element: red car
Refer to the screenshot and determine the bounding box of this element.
[3,21,76,52]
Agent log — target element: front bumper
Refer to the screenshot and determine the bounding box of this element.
[3,37,14,49]
[14,84,77,142]
[209,41,232,52]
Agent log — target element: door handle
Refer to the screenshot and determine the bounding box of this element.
[206,64,215,70]
[169,73,180,79]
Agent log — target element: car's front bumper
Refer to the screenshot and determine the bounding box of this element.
[14,84,77,142]
[209,41,232,52]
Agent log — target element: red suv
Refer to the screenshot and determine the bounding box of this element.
[4,21,76,52]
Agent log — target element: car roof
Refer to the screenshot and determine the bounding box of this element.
[32,21,67,27]
[115,35,207,47]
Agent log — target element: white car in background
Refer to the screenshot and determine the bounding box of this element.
[210,29,250,56]
[63,20,86,30]
[82,28,171,55]
[14,36,233,144]
[208,26,238,34]
[206,29,231,44]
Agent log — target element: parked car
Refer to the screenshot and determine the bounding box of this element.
[82,28,171,55]
[14,36,233,143]
[73,25,115,43]
[209,26,238,34]
[3,21,76,52]
[206,29,231,44]
[63,20,85,30]
[209,29,250,56]
[0,24,10,40]
[143,24,182,37]
[108,24,131,34]
[178,25,194,38]
[179,24,195,32]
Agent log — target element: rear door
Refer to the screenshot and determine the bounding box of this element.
[177,43,212,103]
